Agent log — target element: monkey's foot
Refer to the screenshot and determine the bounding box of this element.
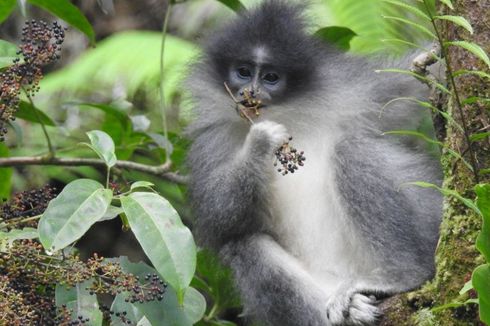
[326,291,380,325]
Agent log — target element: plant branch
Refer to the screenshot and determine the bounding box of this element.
[423,0,480,183]
[0,156,188,184]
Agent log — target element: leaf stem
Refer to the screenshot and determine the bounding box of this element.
[205,302,220,321]
[106,166,110,189]
[158,1,173,162]
[25,92,55,157]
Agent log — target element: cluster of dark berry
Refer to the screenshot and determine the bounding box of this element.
[0,20,64,141]
[122,273,167,304]
[0,185,57,229]
[85,256,167,304]
[101,305,135,325]
[56,309,90,326]
[0,253,59,325]
[274,137,306,175]
[0,237,167,325]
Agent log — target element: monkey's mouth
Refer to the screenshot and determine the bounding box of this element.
[224,82,267,122]
[236,90,267,121]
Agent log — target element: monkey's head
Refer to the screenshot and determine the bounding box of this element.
[203,0,326,106]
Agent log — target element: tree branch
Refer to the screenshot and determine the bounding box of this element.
[0,156,188,184]
[411,42,441,76]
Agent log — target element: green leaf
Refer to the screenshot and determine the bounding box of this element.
[86,130,117,168]
[27,0,95,44]
[55,280,103,326]
[472,264,490,324]
[434,15,473,34]
[194,249,241,311]
[407,181,481,216]
[480,169,490,176]
[120,192,196,303]
[383,130,442,146]
[0,39,18,68]
[206,321,238,326]
[446,41,490,69]
[470,132,490,142]
[462,96,490,106]
[99,205,123,222]
[38,179,112,253]
[147,132,174,154]
[314,26,357,51]
[475,184,490,261]
[454,70,490,80]
[459,279,473,295]
[114,257,206,326]
[15,101,56,126]
[0,143,12,199]
[439,0,454,10]
[130,181,155,191]
[382,15,436,39]
[375,68,450,94]
[431,298,478,312]
[110,294,144,326]
[381,38,432,52]
[0,0,16,23]
[215,0,246,12]
[77,103,129,123]
[0,227,38,250]
[382,0,430,21]
[39,32,199,107]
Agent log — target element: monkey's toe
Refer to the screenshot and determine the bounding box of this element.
[326,292,380,326]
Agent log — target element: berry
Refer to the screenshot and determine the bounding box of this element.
[274,136,306,176]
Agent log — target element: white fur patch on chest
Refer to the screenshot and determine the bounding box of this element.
[268,135,374,286]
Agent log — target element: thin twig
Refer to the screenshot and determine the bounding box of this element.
[223,82,256,125]
[0,156,188,184]
[25,92,55,156]
[0,214,41,229]
[158,2,173,163]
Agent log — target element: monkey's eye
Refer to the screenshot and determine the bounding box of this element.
[237,67,252,79]
[263,72,279,84]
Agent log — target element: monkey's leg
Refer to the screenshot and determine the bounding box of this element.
[221,234,329,326]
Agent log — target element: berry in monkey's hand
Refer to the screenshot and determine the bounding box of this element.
[223,82,305,175]
[274,136,306,176]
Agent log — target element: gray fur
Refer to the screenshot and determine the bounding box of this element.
[186,1,442,325]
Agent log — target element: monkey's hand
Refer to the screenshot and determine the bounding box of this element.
[242,121,289,157]
[326,289,380,325]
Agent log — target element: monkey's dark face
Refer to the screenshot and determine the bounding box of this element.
[204,1,327,106]
[227,56,287,104]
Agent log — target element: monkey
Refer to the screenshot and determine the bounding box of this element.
[185,1,442,325]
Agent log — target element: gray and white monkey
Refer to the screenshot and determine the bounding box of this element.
[186,1,442,325]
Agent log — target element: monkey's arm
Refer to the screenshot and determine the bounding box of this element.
[188,121,288,248]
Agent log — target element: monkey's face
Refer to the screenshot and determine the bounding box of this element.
[204,2,326,106]
[227,62,286,105]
